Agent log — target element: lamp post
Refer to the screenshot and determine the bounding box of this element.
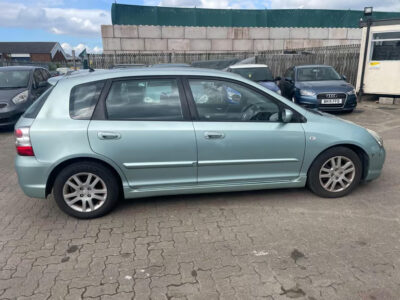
[358,7,373,102]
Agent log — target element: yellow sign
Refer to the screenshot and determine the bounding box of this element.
[370,62,380,66]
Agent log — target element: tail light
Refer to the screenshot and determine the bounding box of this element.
[15,127,34,156]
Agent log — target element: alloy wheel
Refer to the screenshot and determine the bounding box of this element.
[62,172,107,212]
[319,156,355,192]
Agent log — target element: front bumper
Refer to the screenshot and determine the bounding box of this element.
[0,105,26,127]
[365,146,386,181]
[296,94,357,111]
[15,155,50,198]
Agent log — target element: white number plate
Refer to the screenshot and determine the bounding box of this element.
[321,99,343,104]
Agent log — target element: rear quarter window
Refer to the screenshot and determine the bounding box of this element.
[23,86,53,119]
[70,81,105,120]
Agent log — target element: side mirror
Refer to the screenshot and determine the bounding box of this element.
[285,77,293,83]
[274,76,282,81]
[282,109,293,123]
[342,75,347,81]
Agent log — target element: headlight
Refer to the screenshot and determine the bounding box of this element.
[277,89,281,95]
[347,89,356,95]
[11,90,28,105]
[367,128,383,147]
[299,89,316,97]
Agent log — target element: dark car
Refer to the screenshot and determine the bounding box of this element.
[0,66,50,127]
[227,64,281,95]
[279,65,357,112]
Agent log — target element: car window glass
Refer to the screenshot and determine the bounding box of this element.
[33,70,44,85]
[230,67,274,81]
[188,79,280,122]
[297,67,341,81]
[105,78,184,121]
[70,81,105,120]
[40,69,49,80]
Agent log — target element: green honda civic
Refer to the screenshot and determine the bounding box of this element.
[14,67,385,218]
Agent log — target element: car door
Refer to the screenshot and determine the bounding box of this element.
[184,77,305,184]
[87,76,197,189]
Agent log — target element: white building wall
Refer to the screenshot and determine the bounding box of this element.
[102,25,362,54]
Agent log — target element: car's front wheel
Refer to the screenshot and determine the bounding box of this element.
[53,162,120,218]
[307,147,362,198]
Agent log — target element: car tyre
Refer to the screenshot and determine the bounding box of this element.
[307,147,362,198]
[53,162,120,219]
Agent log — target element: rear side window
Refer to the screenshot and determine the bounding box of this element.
[105,78,183,121]
[70,81,105,120]
[23,87,53,119]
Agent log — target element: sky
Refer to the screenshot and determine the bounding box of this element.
[0,0,399,55]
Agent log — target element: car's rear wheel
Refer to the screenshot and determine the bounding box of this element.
[53,162,119,218]
[307,147,362,198]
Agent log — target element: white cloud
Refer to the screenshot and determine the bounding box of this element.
[267,0,400,11]
[0,1,111,37]
[153,0,256,9]
[62,42,103,55]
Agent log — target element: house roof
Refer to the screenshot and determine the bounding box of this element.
[0,42,58,54]
[0,42,67,60]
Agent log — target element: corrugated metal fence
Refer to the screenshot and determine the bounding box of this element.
[89,44,360,85]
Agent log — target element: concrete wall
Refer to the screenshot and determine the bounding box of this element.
[102,25,362,54]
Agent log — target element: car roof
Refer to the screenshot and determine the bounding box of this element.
[296,64,333,68]
[58,67,244,86]
[0,66,38,71]
[229,64,269,69]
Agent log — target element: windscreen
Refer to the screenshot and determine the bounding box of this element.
[0,70,30,89]
[231,67,274,82]
[297,67,342,81]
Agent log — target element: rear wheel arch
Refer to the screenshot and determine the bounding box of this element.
[46,157,124,197]
[308,144,369,180]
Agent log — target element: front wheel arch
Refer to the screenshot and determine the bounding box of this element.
[46,157,124,198]
[308,144,369,181]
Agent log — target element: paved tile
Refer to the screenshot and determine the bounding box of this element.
[0,102,400,299]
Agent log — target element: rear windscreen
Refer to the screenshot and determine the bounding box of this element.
[23,87,53,119]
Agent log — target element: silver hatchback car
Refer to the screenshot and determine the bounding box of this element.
[15,68,385,218]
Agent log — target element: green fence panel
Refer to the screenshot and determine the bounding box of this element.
[112,4,400,28]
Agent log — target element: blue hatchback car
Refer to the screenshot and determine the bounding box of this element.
[279,65,357,112]
[14,67,384,218]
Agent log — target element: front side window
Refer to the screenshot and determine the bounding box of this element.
[188,79,280,122]
[33,70,44,86]
[296,67,341,81]
[371,32,400,61]
[70,81,105,120]
[105,78,184,121]
[0,70,30,89]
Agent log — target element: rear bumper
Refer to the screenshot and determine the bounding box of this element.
[15,155,50,198]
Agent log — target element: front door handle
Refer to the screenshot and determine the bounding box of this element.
[98,131,121,140]
[204,131,225,139]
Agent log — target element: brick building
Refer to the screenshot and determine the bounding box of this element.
[0,42,67,62]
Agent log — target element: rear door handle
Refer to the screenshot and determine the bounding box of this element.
[98,132,121,140]
[204,131,225,139]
